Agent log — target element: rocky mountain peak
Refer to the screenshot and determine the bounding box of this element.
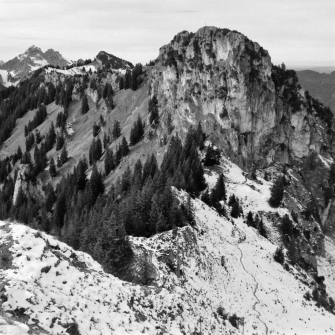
[0,45,71,85]
[25,45,43,54]
[96,50,133,69]
[44,48,71,68]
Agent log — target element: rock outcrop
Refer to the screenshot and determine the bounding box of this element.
[148,26,335,268]
[150,26,333,170]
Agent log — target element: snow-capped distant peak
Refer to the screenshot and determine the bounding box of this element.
[0,45,71,86]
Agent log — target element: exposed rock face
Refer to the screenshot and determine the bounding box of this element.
[43,48,70,68]
[150,26,333,170]
[148,26,335,267]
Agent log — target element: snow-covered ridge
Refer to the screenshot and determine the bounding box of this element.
[0,159,334,334]
[44,64,97,76]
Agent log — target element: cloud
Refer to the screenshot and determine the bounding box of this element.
[0,0,334,66]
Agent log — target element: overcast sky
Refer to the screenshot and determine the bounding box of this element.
[1,0,334,68]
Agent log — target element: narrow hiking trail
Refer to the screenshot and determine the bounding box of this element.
[233,224,269,335]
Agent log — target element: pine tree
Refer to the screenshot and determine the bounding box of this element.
[35,129,42,144]
[93,123,100,137]
[16,146,23,161]
[81,94,89,114]
[104,148,114,176]
[204,144,221,166]
[56,134,65,151]
[46,122,56,151]
[274,247,284,264]
[196,122,205,150]
[49,158,56,178]
[121,136,129,157]
[60,145,68,165]
[131,69,137,91]
[103,84,109,99]
[230,201,240,218]
[119,77,124,90]
[124,71,131,89]
[112,120,121,140]
[269,176,284,207]
[95,137,102,161]
[77,157,87,191]
[90,163,104,205]
[210,173,226,204]
[246,211,254,227]
[201,189,212,206]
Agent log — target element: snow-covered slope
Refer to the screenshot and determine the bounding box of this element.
[0,157,334,335]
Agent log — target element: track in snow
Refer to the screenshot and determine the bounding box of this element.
[233,224,269,335]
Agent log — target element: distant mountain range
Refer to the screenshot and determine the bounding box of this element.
[0,45,71,87]
[0,47,134,89]
[296,70,335,112]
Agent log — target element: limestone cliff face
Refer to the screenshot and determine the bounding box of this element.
[150,26,333,170]
[148,26,335,263]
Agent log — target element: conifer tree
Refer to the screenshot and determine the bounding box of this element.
[104,148,115,176]
[103,84,109,99]
[201,189,212,207]
[60,145,68,165]
[124,71,131,89]
[56,155,61,168]
[16,146,23,161]
[112,120,121,140]
[119,77,124,90]
[269,176,284,207]
[81,94,89,114]
[246,211,254,227]
[46,122,56,151]
[49,158,56,178]
[92,123,100,137]
[56,134,65,151]
[90,163,104,205]
[131,69,137,91]
[210,173,227,204]
[35,129,42,144]
[204,144,221,166]
[121,136,129,157]
[274,247,284,264]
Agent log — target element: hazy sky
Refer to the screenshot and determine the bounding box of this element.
[1,0,334,68]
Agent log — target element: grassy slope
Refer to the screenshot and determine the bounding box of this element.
[0,75,157,190]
